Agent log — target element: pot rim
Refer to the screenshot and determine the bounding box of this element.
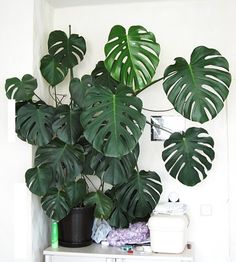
[71,205,95,211]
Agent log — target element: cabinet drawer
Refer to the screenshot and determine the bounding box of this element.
[51,256,106,262]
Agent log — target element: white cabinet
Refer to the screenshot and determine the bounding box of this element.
[49,257,105,262]
[44,243,194,262]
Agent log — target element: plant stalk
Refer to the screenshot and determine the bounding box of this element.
[100,180,105,192]
[84,175,97,191]
[143,107,174,113]
[54,86,58,107]
[48,86,56,103]
[69,24,74,107]
[136,76,165,95]
[33,92,43,101]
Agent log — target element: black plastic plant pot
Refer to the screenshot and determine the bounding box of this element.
[59,205,95,247]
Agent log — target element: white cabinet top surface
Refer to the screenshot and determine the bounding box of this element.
[47,0,167,8]
[44,243,193,260]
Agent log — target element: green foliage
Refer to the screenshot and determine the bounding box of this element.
[25,165,53,196]
[35,139,84,185]
[84,191,113,219]
[5,25,231,225]
[69,75,93,109]
[48,30,86,68]
[91,61,119,92]
[5,74,37,101]
[163,46,231,123]
[109,203,130,228]
[106,188,130,228]
[117,170,163,218]
[105,25,160,92]
[64,179,87,208]
[40,54,68,86]
[16,103,55,146]
[162,127,215,186]
[81,85,146,157]
[41,188,70,221]
[52,105,83,145]
[90,145,139,185]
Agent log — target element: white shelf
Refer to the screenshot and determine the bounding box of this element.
[44,243,194,261]
[46,0,164,8]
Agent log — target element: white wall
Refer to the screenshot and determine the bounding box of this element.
[32,2,54,262]
[0,1,33,261]
[52,0,235,261]
[0,0,53,261]
[226,0,236,260]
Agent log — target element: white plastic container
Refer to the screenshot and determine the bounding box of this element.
[148,213,189,253]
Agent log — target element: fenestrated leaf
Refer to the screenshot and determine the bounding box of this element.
[162,127,215,186]
[16,103,55,146]
[109,204,129,228]
[80,85,146,157]
[163,46,231,123]
[117,170,162,218]
[40,54,68,86]
[81,141,96,176]
[104,25,160,92]
[35,139,84,185]
[41,187,70,221]
[25,165,53,196]
[90,145,139,185]
[52,105,83,145]
[106,187,130,228]
[5,74,37,101]
[91,61,118,93]
[64,179,87,208]
[84,191,113,219]
[48,30,86,68]
[69,75,93,109]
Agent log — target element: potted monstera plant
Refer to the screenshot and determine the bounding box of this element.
[5,24,231,244]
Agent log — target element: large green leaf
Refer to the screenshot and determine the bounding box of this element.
[52,105,83,145]
[81,141,97,176]
[69,76,93,109]
[48,30,86,68]
[163,46,231,123]
[80,85,146,157]
[41,188,70,221]
[35,139,84,185]
[40,54,68,86]
[64,179,87,208]
[16,103,55,146]
[90,145,139,185]
[91,61,118,93]
[162,127,215,186]
[106,187,130,228]
[84,191,113,219]
[5,74,37,101]
[109,204,129,228]
[104,25,160,92]
[117,170,162,218]
[25,165,53,196]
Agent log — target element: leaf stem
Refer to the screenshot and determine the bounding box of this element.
[69,24,72,37]
[70,68,74,79]
[54,86,58,107]
[146,120,173,134]
[33,92,43,101]
[48,86,57,103]
[84,175,97,191]
[143,107,174,113]
[136,76,165,95]
[69,24,74,107]
[101,180,105,192]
